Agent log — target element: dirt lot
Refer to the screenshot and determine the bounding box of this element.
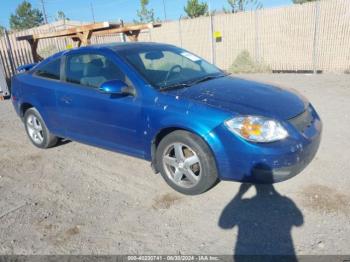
[0,73,349,255]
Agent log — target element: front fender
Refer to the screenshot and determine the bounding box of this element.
[142,93,231,164]
[145,115,226,171]
[145,119,211,158]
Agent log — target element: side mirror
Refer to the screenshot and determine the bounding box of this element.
[99,79,132,96]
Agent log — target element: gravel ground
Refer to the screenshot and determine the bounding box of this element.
[0,73,349,255]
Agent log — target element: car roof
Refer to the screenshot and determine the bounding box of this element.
[56,42,174,57]
[103,42,174,51]
[40,42,176,67]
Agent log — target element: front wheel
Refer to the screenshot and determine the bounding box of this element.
[156,130,219,195]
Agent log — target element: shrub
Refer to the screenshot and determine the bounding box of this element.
[229,50,271,73]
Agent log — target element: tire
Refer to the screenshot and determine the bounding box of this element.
[24,108,58,149]
[156,130,219,195]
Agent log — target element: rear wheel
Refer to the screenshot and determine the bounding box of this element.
[24,108,58,149]
[156,130,219,195]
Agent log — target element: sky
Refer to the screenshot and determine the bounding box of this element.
[0,0,292,28]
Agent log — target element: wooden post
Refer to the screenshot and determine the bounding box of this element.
[76,33,83,47]
[125,30,140,42]
[27,39,43,62]
[82,30,93,46]
[16,22,161,60]
[75,30,93,47]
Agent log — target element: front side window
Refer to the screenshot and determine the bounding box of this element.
[65,53,127,89]
[117,45,222,89]
[34,59,61,80]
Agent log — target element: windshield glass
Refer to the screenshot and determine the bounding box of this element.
[117,45,223,89]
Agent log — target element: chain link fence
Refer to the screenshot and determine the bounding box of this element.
[141,0,350,73]
[0,0,350,93]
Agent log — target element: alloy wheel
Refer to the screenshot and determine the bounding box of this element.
[162,142,202,188]
[26,114,44,144]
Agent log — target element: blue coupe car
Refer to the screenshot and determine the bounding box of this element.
[11,43,322,195]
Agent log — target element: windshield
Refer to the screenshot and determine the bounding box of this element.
[117,45,223,90]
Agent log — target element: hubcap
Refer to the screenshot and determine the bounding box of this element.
[162,143,201,188]
[26,115,44,144]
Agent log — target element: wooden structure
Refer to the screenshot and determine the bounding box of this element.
[16,22,161,62]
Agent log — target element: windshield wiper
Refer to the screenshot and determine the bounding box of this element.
[159,82,190,91]
[159,72,230,91]
[188,73,228,86]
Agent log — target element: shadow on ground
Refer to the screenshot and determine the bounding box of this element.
[219,178,304,262]
[56,138,71,147]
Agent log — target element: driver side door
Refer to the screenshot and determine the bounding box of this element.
[55,51,144,157]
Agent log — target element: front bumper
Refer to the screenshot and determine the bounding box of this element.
[248,132,321,183]
[207,106,322,183]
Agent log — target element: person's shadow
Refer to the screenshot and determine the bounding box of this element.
[218,180,303,262]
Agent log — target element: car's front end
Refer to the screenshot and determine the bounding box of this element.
[115,42,322,186]
[205,104,322,183]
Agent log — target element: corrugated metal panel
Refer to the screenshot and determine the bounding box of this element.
[0,56,9,97]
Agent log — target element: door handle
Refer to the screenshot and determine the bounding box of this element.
[60,96,72,104]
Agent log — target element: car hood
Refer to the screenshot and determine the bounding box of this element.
[165,76,307,119]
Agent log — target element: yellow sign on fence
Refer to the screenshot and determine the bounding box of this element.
[214,31,222,39]
[214,31,222,42]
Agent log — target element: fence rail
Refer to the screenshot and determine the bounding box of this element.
[1,0,350,90]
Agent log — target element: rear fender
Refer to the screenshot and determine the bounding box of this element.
[19,98,48,126]
[16,63,38,73]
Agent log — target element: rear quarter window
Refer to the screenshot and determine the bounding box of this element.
[34,59,61,80]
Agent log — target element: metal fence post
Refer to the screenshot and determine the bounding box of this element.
[255,9,261,64]
[178,17,183,48]
[148,29,152,42]
[312,0,320,74]
[209,14,215,64]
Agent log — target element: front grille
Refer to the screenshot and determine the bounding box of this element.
[288,106,314,133]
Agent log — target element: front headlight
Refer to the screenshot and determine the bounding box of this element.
[225,116,288,142]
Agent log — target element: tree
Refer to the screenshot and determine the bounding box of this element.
[9,1,44,30]
[292,0,317,4]
[0,25,6,36]
[135,0,156,23]
[184,0,208,18]
[224,0,262,13]
[55,11,69,21]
